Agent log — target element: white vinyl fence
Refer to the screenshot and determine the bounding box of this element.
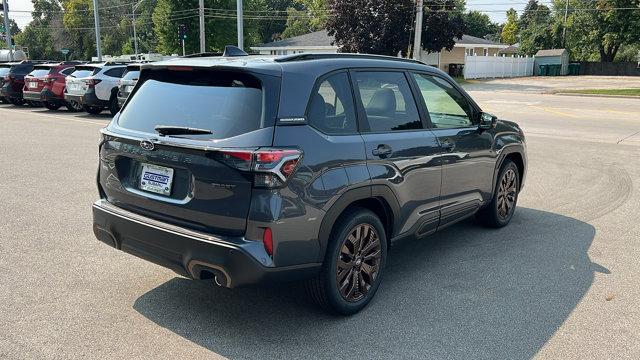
[464,55,535,79]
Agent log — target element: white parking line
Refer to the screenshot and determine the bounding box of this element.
[0,106,109,126]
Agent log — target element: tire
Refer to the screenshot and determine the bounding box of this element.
[44,102,61,111]
[476,160,520,228]
[27,100,42,108]
[66,101,83,112]
[109,96,120,116]
[306,207,387,315]
[10,98,24,106]
[84,105,103,115]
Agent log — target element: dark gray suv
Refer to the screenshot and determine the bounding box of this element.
[92,50,527,315]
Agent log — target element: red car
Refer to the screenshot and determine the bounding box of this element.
[22,61,84,111]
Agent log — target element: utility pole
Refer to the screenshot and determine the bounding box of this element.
[132,0,145,58]
[92,0,102,61]
[412,0,423,60]
[2,0,13,61]
[237,0,243,49]
[562,0,569,46]
[199,0,205,53]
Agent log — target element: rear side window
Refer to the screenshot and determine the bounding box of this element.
[60,67,75,76]
[353,71,422,132]
[307,72,357,135]
[118,70,266,140]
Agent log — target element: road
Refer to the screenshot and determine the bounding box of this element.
[1,88,639,359]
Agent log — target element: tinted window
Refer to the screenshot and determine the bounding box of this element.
[353,71,422,132]
[118,72,264,140]
[60,67,75,76]
[307,72,357,135]
[121,70,140,81]
[104,67,126,78]
[412,73,474,129]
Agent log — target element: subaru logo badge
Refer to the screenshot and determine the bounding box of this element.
[140,140,155,151]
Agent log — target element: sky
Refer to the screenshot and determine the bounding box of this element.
[6,0,550,30]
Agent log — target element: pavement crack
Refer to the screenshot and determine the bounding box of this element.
[617,130,640,144]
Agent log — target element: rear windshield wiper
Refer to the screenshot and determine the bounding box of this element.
[154,125,213,136]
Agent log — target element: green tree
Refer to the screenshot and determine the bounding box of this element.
[14,0,66,60]
[518,1,556,55]
[326,0,414,56]
[463,10,498,38]
[565,0,640,62]
[0,15,21,50]
[421,0,466,53]
[281,0,327,38]
[501,8,519,44]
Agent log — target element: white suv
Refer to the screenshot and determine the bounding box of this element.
[64,62,128,115]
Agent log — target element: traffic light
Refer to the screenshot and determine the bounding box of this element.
[177,24,187,42]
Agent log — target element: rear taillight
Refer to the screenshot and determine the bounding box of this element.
[215,148,303,188]
[44,77,55,84]
[262,227,273,256]
[85,79,102,88]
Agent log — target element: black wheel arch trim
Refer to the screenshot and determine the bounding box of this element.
[492,143,526,199]
[317,185,401,261]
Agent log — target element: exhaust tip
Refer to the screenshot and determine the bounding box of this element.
[187,260,232,288]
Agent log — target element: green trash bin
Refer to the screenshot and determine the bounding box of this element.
[548,64,560,76]
[538,64,548,76]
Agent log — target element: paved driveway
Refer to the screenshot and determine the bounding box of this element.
[1,86,639,359]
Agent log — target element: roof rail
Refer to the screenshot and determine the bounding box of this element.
[181,52,223,58]
[274,53,425,65]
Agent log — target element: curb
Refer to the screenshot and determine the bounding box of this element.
[553,92,640,100]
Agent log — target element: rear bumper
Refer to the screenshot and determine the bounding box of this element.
[23,90,43,102]
[41,89,65,103]
[92,200,321,287]
[65,90,108,108]
[1,84,20,99]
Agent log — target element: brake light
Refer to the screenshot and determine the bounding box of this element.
[85,79,102,88]
[215,148,303,188]
[44,77,55,84]
[263,227,273,256]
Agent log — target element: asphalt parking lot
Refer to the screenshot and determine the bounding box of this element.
[1,78,639,359]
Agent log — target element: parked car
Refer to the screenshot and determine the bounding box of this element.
[0,62,17,103]
[92,50,527,315]
[0,60,48,106]
[22,61,84,111]
[116,63,141,109]
[64,62,128,115]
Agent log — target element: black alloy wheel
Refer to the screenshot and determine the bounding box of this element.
[336,223,382,302]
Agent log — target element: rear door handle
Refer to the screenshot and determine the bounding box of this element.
[372,144,393,158]
[441,139,455,152]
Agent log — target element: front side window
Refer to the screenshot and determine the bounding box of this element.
[412,73,474,129]
[353,71,422,132]
[307,72,357,135]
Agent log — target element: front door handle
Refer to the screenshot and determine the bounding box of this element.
[372,144,393,158]
[441,139,455,152]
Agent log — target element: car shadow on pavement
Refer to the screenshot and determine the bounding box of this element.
[133,207,604,359]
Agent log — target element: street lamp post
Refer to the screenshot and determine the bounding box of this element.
[92,0,102,61]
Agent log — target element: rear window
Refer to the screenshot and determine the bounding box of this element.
[28,68,51,77]
[0,67,9,76]
[69,68,96,78]
[122,70,140,81]
[118,70,265,140]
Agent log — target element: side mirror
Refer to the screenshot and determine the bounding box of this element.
[479,112,497,130]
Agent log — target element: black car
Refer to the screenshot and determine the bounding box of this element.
[116,63,141,108]
[92,49,527,315]
[0,60,48,106]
